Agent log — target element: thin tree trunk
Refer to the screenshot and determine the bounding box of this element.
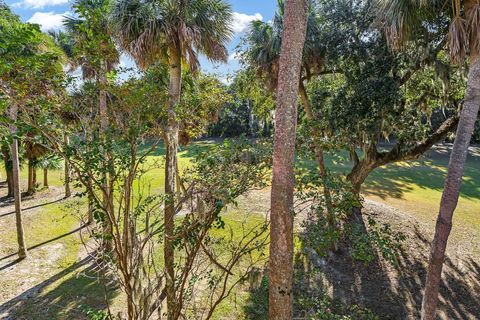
[64,133,71,198]
[6,166,14,198]
[268,1,308,319]
[99,70,114,252]
[87,176,94,225]
[27,160,34,195]
[298,81,336,250]
[43,168,48,188]
[2,146,14,198]
[165,47,181,320]
[32,163,36,191]
[9,104,27,259]
[420,58,480,320]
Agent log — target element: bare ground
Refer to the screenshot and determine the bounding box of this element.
[297,199,480,320]
[0,185,479,319]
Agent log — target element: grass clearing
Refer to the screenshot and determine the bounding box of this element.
[1,140,479,319]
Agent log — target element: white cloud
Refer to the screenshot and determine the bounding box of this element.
[219,76,233,85]
[28,11,67,32]
[228,51,241,62]
[14,0,68,9]
[231,12,263,34]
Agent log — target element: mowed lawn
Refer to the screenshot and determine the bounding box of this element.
[1,140,479,319]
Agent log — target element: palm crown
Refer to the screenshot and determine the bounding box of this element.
[244,0,325,90]
[110,0,233,70]
[63,0,120,79]
[378,0,480,62]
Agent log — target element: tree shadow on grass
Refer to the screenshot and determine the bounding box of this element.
[0,197,65,218]
[0,226,86,265]
[294,216,480,319]
[326,146,480,201]
[0,256,118,320]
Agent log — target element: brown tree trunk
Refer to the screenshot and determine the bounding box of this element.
[64,133,71,198]
[99,70,114,253]
[6,166,14,198]
[2,146,14,198]
[165,47,181,320]
[27,160,34,195]
[268,1,308,319]
[43,168,48,188]
[32,163,36,191]
[299,81,336,250]
[87,176,94,225]
[9,104,27,259]
[420,58,480,320]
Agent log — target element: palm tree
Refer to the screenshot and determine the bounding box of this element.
[245,0,336,247]
[268,0,308,318]
[110,1,232,317]
[379,1,480,319]
[24,131,48,195]
[63,0,120,232]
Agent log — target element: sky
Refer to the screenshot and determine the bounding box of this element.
[4,0,277,82]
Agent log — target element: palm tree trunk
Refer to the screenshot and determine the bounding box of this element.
[32,162,36,191]
[27,160,34,195]
[64,133,71,198]
[43,168,48,188]
[6,166,14,198]
[9,104,27,259]
[420,58,480,320]
[298,81,336,250]
[165,47,181,320]
[99,71,114,252]
[268,1,308,319]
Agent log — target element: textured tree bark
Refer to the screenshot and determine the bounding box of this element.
[6,166,14,198]
[9,104,27,259]
[27,160,34,195]
[421,59,480,320]
[99,69,114,252]
[43,168,48,188]
[268,1,308,319]
[64,133,71,198]
[165,47,181,320]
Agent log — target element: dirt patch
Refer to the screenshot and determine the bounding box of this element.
[298,199,480,319]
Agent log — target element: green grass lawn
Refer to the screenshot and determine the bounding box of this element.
[1,140,479,319]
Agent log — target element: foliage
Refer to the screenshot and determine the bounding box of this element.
[245,275,379,320]
[63,0,119,78]
[297,165,405,266]
[0,6,65,112]
[111,0,233,70]
[347,217,406,265]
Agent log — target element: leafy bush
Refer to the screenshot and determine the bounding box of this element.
[347,217,406,265]
[297,167,405,266]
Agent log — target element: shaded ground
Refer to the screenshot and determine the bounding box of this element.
[0,141,479,319]
[296,199,480,320]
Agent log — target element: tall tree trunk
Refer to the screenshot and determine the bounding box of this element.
[299,81,336,250]
[43,168,48,188]
[64,133,71,198]
[9,104,27,259]
[420,58,480,320]
[99,70,114,252]
[268,1,308,319]
[165,47,181,320]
